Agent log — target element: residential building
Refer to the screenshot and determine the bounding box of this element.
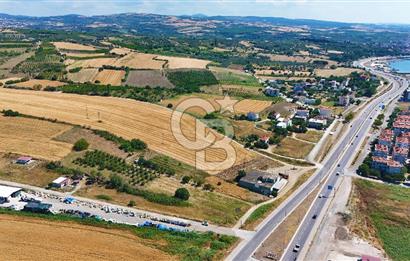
[294,110,309,121]
[276,119,292,129]
[392,146,408,164]
[401,87,410,102]
[373,144,389,158]
[238,170,286,196]
[318,107,333,119]
[247,112,259,121]
[51,177,70,188]
[395,136,409,148]
[378,129,394,147]
[338,95,350,106]
[371,157,403,174]
[16,156,33,165]
[264,87,280,97]
[260,134,270,144]
[308,117,327,130]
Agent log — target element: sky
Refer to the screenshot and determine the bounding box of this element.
[0,0,410,24]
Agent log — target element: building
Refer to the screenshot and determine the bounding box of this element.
[392,146,408,164]
[378,129,394,148]
[338,95,350,106]
[264,87,280,97]
[371,157,403,174]
[260,134,270,144]
[373,144,389,158]
[293,83,306,95]
[23,202,52,214]
[16,156,33,165]
[294,110,309,121]
[308,117,327,130]
[318,107,333,119]
[360,255,381,261]
[401,87,410,102]
[0,185,22,203]
[247,112,259,121]
[276,119,292,129]
[238,170,286,196]
[51,177,70,188]
[395,136,409,148]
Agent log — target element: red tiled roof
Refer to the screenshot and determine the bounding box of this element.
[393,146,408,155]
[396,136,410,144]
[375,144,389,153]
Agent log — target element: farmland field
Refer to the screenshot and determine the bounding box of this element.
[61,51,106,58]
[0,88,254,173]
[272,137,314,159]
[67,68,99,83]
[210,66,261,87]
[14,79,66,88]
[125,70,174,88]
[0,214,175,261]
[156,55,210,69]
[0,115,72,160]
[66,57,118,69]
[115,53,164,69]
[234,99,272,114]
[52,41,97,51]
[314,67,364,77]
[94,69,125,85]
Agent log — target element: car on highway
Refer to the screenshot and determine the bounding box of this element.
[293,244,301,252]
[319,194,324,198]
[336,172,340,176]
[312,214,317,219]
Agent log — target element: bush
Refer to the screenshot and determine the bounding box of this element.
[96,194,112,201]
[128,200,136,207]
[235,170,246,182]
[174,188,190,201]
[181,176,191,184]
[73,138,89,151]
[2,109,20,117]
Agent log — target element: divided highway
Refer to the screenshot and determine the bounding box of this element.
[227,58,408,261]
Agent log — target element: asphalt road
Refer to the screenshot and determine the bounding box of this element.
[281,62,408,261]
[228,59,408,261]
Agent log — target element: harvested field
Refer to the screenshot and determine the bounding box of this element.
[62,51,106,58]
[52,41,97,51]
[234,99,272,114]
[110,47,132,55]
[94,69,125,86]
[0,88,253,173]
[0,51,33,70]
[210,66,260,87]
[115,53,164,69]
[156,55,210,69]
[267,101,298,118]
[295,130,323,143]
[14,79,66,89]
[0,115,72,160]
[314,67,363,77]
[66,58,118,69]
[125,70,174,88]
[0,214,174,261]
[68,68,99,83]
[230,120,268,138]
[272,137,314,159]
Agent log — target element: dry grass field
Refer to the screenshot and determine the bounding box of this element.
[61,51,106,58]
[0,88,253,173]
[110,47,132,55]
[68,68,99,83]
[156,55,210,69]
[52,41,97,51]
[234,99,272,114]
[0,215,174,261]
[0,116,72,160]
[66,57,118,69]
[125,70,174,88]
[116,53,165,69]
[272,137,314,159]
[94,69,125,85]
[14,79,66,89]
[314,67,363,77]
[295,130,323,143]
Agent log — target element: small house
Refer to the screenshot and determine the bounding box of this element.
[264,87,280,97]
[247,112,259,121]
[308,117,327,130]
[16,156,33,165]
[51,177,70,188]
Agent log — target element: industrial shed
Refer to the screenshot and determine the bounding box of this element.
[0,185,22,203]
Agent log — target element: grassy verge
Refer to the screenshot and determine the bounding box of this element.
[258,150,314,167]
[242,169,315,230]
[351,179,410,261]
[0,208,238,261]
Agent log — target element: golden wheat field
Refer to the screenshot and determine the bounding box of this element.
[52,41,97,51]
[0,115,72,160]
[0,88,253,172]
[0,215,175,261]
[61,51,106,58]
[234,100,272,114]
[156,55,211,69]
[94,69,125,85]
[67,68,99,83]
[14,79,66,89]
[115,53,165,69]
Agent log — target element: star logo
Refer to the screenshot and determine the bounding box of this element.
[216,95,238,113]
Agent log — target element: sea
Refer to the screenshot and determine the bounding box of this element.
[389,59,410,73]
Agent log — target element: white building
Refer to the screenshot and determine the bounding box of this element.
[0,185,22,203]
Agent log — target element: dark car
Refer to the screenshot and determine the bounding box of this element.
[312,214,317,219]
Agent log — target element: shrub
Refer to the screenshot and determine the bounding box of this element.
[73,138,89,151]
[181,175,191,184]
[128,200,136,207]
[2,109,20,117]
[174,188,190,201]
[96,194,112,201]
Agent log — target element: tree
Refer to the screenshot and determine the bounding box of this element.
[181,175,191,184]
[73,138,89,151]
[357,163,370,177]
[235,170,246,182]
[128,200,136,207]
[344,112,354,123]
[174,188,190,201]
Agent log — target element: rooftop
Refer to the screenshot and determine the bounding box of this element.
[393,146,409,155]
[0,185,22,198]
[52,177,68,184]
[375,144,389,152]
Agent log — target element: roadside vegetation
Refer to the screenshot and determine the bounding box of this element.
[351,179,410,261]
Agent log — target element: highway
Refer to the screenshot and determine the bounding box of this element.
[227,58,408,261]
[281,59,408,261]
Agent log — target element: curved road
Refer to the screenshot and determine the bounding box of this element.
[227,57,408,261]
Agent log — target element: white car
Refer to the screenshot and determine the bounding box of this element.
[293,244,301,252]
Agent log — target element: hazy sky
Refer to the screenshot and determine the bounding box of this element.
[1,0,410,24]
